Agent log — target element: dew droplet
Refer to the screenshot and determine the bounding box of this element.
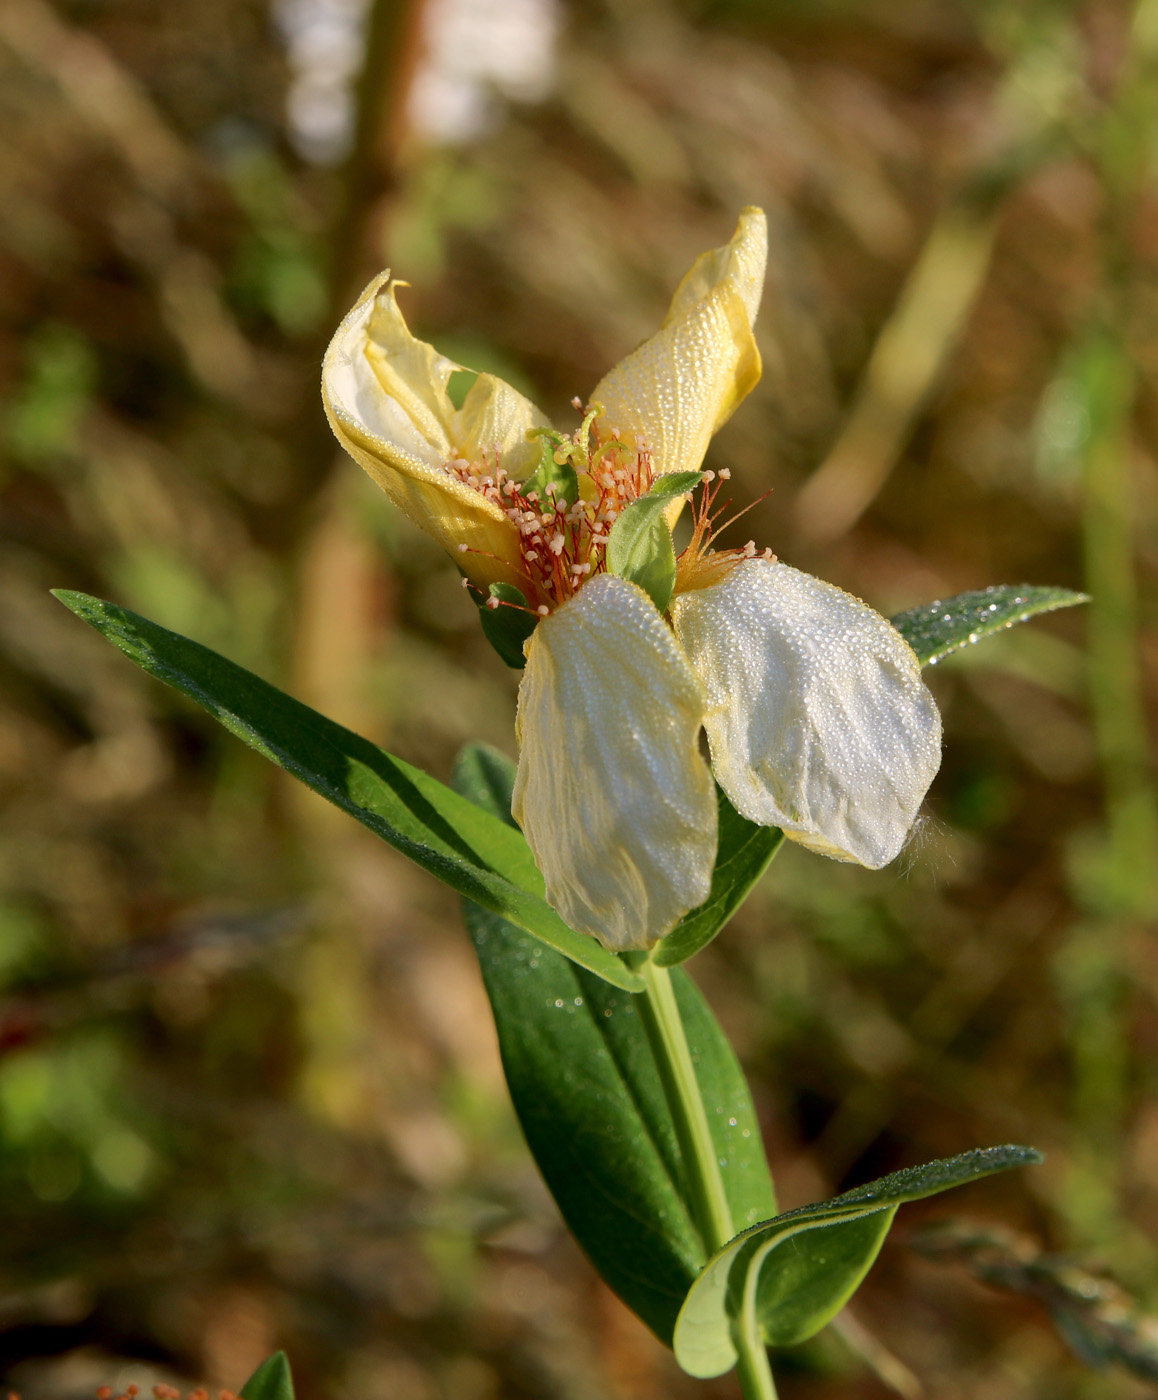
[554,998,564,1008]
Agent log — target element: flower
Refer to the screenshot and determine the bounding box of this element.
[323,209,942,952]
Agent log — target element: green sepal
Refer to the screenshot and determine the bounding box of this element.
[239,1352,294,1400]
[471,581,538,669]
[891,584,1087,666]
[673,1144,1042,1379]
[52,591,643,993]
[606,470,703,613]
[523,427,579,506]
[453,743,777,1345]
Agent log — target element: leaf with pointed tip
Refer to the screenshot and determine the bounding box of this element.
[240,1352,294,1400]
[891,584,1087,667]
[674,1144,1042,1379]
[453,743,777,1346]
[52,591,642,993]
[606,470,703,613]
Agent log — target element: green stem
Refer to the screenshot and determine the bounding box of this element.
[635,959,779,1400]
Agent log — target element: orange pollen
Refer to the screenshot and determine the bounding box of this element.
[444,415,656,611]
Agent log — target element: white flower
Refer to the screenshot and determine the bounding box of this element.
[322,209,942,952]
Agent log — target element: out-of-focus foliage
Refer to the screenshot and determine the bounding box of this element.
[0,0,1154,1397]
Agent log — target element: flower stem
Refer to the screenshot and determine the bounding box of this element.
[635,958,779,1400]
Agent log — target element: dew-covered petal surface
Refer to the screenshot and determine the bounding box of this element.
[664,205,767,330]
[513,575,717,950]
[671,560,942,868]
[454,371,551,483]
[322,274,529,592]
[591,211,765,482]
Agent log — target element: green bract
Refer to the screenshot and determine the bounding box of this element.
[474,580,539,668]
[239,1353,294,1400]
[605,469,704,612]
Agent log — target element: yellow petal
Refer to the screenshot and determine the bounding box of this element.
[512,575,717,950]
[454,371,551,482]
[671,559,942,869]
[591,209,766,482]
[665,205,767,329]
[322,273,530,592]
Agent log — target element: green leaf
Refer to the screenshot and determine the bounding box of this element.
[674,1144,1042,1378]
[53,591,642,994]
[654,787,784,967]
[453,743,776,1346]
[473,581,539,669]
[240,1352,294,1400]
[606,470,703,613]
[891,584,1088,667]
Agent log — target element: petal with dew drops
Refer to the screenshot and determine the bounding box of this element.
[592,210,766,483]
[671,560,942,869]
[455,371,551,483]
[664,205,768,330]
[322,274,529,593]
[513,575,717,951]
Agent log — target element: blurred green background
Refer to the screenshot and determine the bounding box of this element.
[0,0,1156,1395]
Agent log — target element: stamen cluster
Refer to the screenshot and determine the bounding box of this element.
[445,404,775,614]
[446,408,656,612]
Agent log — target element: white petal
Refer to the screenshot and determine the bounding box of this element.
[671,559,942,869]
[512,575,717,951]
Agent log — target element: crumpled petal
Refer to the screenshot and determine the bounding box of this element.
[322,273,537,592]
[591,208,766,482]
[670,559,942,869]
[513,574,717,950]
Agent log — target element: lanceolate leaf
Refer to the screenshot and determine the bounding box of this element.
[673,1144,1042,1379]
[53,591,642,993]
[891,584,1087,667]
[453,744,776,1346]
[239,1352,294,1400]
